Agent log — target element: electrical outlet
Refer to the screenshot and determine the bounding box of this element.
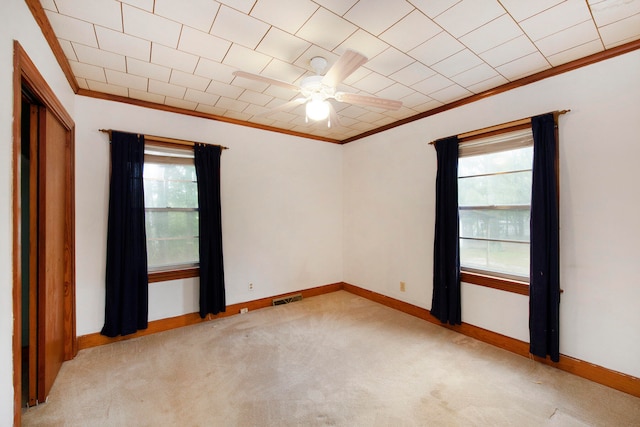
[240,308,248,314]
[400,281,406,292]
[249,283,254,291]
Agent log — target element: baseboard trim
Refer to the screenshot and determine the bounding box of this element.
[77,282,343,350]
[77,281,639,398]
[341,283,640,398]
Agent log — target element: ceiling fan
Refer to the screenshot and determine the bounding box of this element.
[232,50,403,127]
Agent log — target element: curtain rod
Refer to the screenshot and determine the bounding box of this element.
[99,129,229,150]
[428,110,570,145]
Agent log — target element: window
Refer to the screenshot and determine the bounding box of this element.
[143,143,199,275]
[458,129,533,283]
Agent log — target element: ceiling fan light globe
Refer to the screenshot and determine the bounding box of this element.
[306,99,330,121]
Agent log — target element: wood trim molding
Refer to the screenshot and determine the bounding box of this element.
[461,271,529,296]
[77,282,343,350]
[148,267,200,283]
[24,0,79,93]
[341,283,640,398]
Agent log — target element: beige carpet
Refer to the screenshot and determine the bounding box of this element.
[22,291,640,426]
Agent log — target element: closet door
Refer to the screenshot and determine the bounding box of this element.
[37,106,68,402]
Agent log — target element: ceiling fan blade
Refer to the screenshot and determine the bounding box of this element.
[258,97,307,116]
[232,70,299,92]
[327,101,343,128]
[321,50,368,87]
[335,92,403,110]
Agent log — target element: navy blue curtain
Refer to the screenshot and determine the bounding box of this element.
[101,131,148,337]
[529,113,560,361]
[194,144,226,317]
[431,136,461,325]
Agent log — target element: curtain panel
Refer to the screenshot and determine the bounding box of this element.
[194,143,226,317]
[529,113,561,362]
[431,136,461,325]
[101,131,148,337]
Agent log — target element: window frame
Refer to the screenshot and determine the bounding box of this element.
[143,141,200,283]
[457,122,535,296]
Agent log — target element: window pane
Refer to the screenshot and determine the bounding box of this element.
[144,163,197,208]
[459,146,532,177]
[145,211,198,239]
[460,209,530,242]
[460,239,529,278]
[146,237,199,270]
[459,171,532,206]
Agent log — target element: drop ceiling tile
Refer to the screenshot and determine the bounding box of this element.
[429,84,472,103]
[344,0,414,36]
[296,8,357,51]
[120,0,154,11]
[364,47,415,76]
[40,0,57,11]
[413,74,453,95]
[450,63,500,87]
[409,31,464,66]
[59,40,77,60]
[196,104,229,115]
[459,14,523,54]
[170,70,211,91]
[410,0,462,18]
[351,73,395,93]
[341,67,372,86]
[399,91,435,108]
[96,27,151,61]
[590,0,640,26]
[105,69,148,90]
[231,76,270,92]
[216,97,250,112]
[250,0,318,33]
[519,0,592,41]
[238,90,274,106]
[206,81,245,98]
[69,60,106,82]
[184,88,220,105]
[194,59,237,84]
[431,49,483,78]
[311,0,359,15]
[86,80,128,96]
[223,110,253,121]
[434,0,505,38]
[154,0,220,33]
[148,79,188,98]
[338,104,369,118]
[76,77,89,90]
[499,0,564,22]
[416,99,444,112]
[45,11,98,47]
[129,88,165,104]
[495,51,550,81]
[546,39,604,66]
[479,35,537,67]
[598,13,640,47]
[223,44,272,74]
[165,97,199,110]
[535,20,600,56]
[294,46,340,71]
[261,59,307,83]
[74,44,126,71]
[178,27,231,62]
[123,4,182,48]
[151,44,199,73]
[54,0,122,31]
[267,111,298,123]
[466,74,509,93]
[211,6,270,49]
[389,62,436,85]
[217,0,257,14]
[358,111,388,123]
[256,28,311,63]
[264,85,300,100]
[248,115,277,127]
[375,83,414,100]
[379,10,442,52]
[244,104,272,116]
[127,57,171,82]
[335,29,390,59]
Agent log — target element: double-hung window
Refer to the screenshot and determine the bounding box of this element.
[143,143,199,278]
[458,128,533,286]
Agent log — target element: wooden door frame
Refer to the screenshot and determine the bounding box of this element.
[12,41,76,426]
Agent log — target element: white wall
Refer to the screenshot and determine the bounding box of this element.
[74,97,343,336]
[0,0,77,423]
[343,49,640,378]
